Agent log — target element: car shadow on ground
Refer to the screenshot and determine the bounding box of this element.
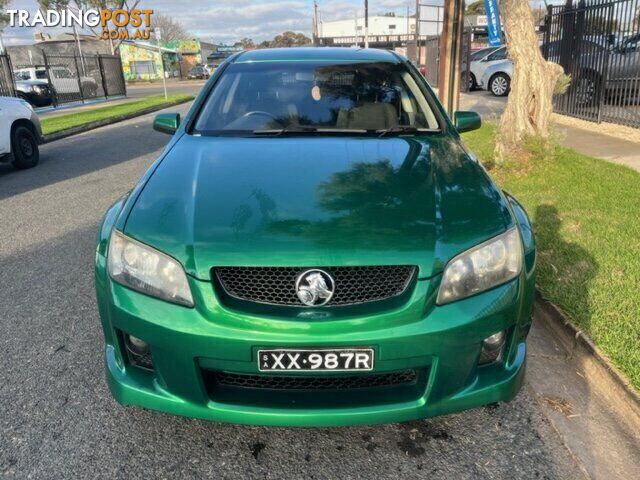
[533,204,597,337]
[530,204,601,477]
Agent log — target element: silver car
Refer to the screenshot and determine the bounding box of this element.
[468,46,507,91]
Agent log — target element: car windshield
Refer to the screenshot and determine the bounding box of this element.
[470,47,499,61]
[193,60,440,135]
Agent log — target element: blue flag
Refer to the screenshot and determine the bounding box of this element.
[483,0,503,46]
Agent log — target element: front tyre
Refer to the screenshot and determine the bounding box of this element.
[489,73,510,97]
[466,72,477,91]
[573,72,601,107]
[11,126,40,170]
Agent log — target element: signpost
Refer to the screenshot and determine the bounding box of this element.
[364,0,369,48]
[155,28,168,100]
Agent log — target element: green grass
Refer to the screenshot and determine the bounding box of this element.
[462,124,640,390]
[40,94,194,136]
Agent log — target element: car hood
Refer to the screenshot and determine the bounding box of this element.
[124,134,513,280]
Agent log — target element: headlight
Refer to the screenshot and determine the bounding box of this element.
[33,85,44,93]
[107,230,194,307]
[437,227,522,305]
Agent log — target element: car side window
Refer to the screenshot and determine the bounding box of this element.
[487,48,507,61]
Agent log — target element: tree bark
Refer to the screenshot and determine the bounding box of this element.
[496,0,564,161]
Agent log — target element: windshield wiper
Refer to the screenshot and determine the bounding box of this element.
[377,126,437,137]
[252,126,320,136]
[252,126,368,136]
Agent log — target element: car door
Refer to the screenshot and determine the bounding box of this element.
[473,46,508,82]
[0,100,10,155]
[607,35,640,92]
[51,67,79,94]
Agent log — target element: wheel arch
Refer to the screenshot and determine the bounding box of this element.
[578,67,602,82]
[11,118,38,140]
[503,191,535,275]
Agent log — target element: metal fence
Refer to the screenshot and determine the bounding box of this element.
[423,36,440,85]
[0,54,15,97]
[420,28,472,92]
[543,0,640,127]
[11,53,126,107]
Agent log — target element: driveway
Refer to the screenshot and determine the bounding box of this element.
[0,105,612,479]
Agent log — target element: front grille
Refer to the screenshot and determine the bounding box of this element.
[211,370,418,390]
[213,265,416,307]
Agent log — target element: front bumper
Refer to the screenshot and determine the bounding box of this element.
[96,256,534,426]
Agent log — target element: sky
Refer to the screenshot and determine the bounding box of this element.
[2,0,556,46]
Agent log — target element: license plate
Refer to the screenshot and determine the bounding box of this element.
[258,348,374,372]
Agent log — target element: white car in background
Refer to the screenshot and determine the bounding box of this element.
[480,60,513,97]
[15,66,98,98]
[0,96,42,169]
[468,45,507,90]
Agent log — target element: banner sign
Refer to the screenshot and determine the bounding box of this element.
[483,0,503,46]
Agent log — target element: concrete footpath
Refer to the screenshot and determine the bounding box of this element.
[528,305,640,479]
[460,91,640,173]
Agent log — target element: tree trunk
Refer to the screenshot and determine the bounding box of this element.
[496,0,564,161]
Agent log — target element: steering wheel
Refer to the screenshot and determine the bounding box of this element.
[242,111,280,122]
[223,111,284,130]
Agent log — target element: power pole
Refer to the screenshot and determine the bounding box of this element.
[406,4,410,37]
[364,0,369,48]
[72,23,87,76]
[415,0,420,41]
[355,9,359,47]
[437,0,465,115]
[312,1,319,45]
[155,28,168,101]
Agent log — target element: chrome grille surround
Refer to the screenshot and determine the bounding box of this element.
[213,265,416,307]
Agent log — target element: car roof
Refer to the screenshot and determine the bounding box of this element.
[233,47,401,64]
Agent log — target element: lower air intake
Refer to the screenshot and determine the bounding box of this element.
[210,370,418,390]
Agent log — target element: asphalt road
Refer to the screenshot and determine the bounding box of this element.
[125,79,206,99]
[0,106,586,479]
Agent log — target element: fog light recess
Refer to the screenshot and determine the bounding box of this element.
[125,334,154,370]
[479,331,506,365]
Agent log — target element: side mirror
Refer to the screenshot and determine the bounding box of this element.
[454,111,481,133]
[153,112,180,135]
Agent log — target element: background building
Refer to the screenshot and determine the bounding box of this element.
[119,42,180,81]
[318,10,443,48]
[7,33,111,66]
[160,39,203,77]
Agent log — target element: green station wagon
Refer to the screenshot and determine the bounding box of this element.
[95,48,536,426]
